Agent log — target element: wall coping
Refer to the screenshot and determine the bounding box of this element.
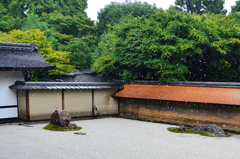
[9,81,123,90]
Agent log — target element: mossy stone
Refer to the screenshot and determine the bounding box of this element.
[43,123,82,131]
[167,127,223,137]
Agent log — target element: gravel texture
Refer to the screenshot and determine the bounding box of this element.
[0,117,240,159]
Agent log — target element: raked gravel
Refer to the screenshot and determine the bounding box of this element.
[0,117,240,159]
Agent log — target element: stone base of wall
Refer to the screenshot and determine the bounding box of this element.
[119,98,240,132]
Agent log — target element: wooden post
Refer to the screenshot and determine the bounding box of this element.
[118,98,121,115]
[17,90,19,119]
[26,90,30,121]
[62,89,65,110]
[92,89,94,117]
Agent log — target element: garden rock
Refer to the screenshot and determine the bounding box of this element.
[68,122,77,129]
[178,125,186,131]
[191,124,225,136]
[74,132,86,135]
[50,107,71,127]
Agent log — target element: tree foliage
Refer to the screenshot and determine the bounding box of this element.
[231,0,240,13]
[2,0,240,83]
[59,35,96,69]
[175,0,227,14]
[21,13,49,32]
[96,0,162,36]
[0,2,15,32]
[0,0,96,73]
[42,12,94,37]
[0,0,87,18]
[0,0,94,37]
[0,29,76,76]
[92,8,240,83]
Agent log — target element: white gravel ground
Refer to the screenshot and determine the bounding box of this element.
[0,117,240,159]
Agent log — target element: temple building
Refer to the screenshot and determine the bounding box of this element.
[0,42,55,119]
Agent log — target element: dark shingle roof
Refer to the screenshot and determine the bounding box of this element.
[9,81,123,90]
[0,42,56,71]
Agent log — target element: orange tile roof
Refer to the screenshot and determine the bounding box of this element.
[114,84,240,105]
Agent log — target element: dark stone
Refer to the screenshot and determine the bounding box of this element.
[74,132,86,135]
[178,125,186,131]
[50,108,71,127]
[191,124,225,136]
[68,122,77,129]
[93,104,97,119]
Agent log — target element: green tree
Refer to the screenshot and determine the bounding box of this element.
[231,0,240,13]
[175,0,227,14]
[0,0,87,18]
[33,0,88,16]
[0,0,97,72]
[21,12,61,51]
[0,0,94,37]
[0,2,16,31]
[60,35,97,69]
[96,0,162,36]
[21,13,48,31]
[92,8,240,83]
[42,12,94,38]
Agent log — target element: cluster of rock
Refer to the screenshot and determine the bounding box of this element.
[50,107,77,129]
[191,124,225,136]
[178,124,225,136]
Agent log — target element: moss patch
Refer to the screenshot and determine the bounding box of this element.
[167,127,224,137]
[43,124,82,131]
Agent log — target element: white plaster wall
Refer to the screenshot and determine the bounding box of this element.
[29,90,62,120]
[0,71,24,106]
[0,108,18,119]
[64,90,92,117]
[94,89,118,115]
[18,90,27,120]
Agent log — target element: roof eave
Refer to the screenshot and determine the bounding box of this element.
[9,81,123,90]
[0,66,56,71]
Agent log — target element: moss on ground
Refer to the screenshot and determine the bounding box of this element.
[167,127,224,137]
[43,124,82,131]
